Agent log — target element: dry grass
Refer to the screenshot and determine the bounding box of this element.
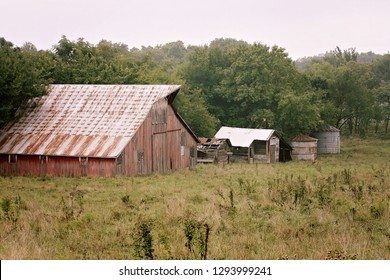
[0,136,389,260]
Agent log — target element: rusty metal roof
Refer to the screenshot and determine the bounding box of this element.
[0,84,180,158]
[291,134,318,142]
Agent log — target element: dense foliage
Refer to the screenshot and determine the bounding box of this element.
[1,36,389,138]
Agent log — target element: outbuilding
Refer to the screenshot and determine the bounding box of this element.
[290,134,318,161]
[311,125,340,154]
[197,138,232,164]
[0,84,198,176]
[214,126,292,163]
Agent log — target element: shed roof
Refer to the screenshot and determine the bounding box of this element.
[0,84,181,158]
[214,126,276,147]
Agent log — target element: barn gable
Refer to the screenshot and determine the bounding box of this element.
[0,84,198,176]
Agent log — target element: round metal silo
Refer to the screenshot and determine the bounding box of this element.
[311,125,340,154]
[291,135,318,161]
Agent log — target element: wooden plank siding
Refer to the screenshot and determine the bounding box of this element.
[0,154,116,176]
[0,93,197,177]
[120,98,197,176]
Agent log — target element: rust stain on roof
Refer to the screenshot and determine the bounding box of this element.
[291,134,318,142]
[0,84,180,158]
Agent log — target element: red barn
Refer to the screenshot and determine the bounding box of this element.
[0,84,198,176]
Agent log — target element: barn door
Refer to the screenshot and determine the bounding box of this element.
[270,144,276,163]
[152,133,168,173]
[116,152,123,176]
[39,155,48,176]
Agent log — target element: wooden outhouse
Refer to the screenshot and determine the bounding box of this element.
[0,84,198,176]
[214,126,292,163]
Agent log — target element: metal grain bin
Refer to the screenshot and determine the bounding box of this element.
[291,135,318,161]
[311,125,340,154]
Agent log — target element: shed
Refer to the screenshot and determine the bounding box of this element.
[311,125,340,154]
[197,138,232,164]
[0,84,198,176]
[290,135,318,161]
[214,126,292,163]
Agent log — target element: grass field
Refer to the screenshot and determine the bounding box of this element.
[0,136,389,260]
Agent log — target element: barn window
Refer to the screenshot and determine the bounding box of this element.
[79,157,88,165]
[117,152,123,165]
[253,141,266,155]
[9,154,17,163]
[134,136,138,150]
[137,152,144,163]
[39,155,47,164]
[181,132,187,146]
[137,151,144,174]
[153,107,167,124]
[190,146,196,158]
[79,157,88,177]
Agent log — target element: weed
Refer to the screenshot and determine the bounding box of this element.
[370,199,388,219]
[316,181,333,207]
[60,186,85,221]
[184,217,198,253]
[1,195,24,223]
[350,184,364,200]
[325,249,357,260]
[183,216,210,260]
[341,168,353,185]
[133,220,154,260]
[229,189,236,215]
[238,178,257,194]
[121,195,130,205]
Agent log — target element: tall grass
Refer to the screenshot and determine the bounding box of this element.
[0,137,389,259]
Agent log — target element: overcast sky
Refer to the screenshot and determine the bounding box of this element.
[1,0,389,59]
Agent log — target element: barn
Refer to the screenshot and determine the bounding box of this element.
[214,126,292,163]
[311,125,340,154]
[0,84,198,176]
[290,134,318,161]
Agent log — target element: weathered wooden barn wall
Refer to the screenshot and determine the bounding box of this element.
[121,98,197,175]
[0,154,116,176]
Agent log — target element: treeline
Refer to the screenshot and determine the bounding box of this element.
[1,36,389,138]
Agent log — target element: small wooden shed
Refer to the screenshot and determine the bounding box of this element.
[197,138,232,164]
[0,84,198,177]
[311,125,340,154]
[214,126,292,163]
[290,135,318,161]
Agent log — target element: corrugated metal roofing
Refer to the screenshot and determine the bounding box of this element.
[291,134,318,142]
[0,84,180,158]
[214,126,275,147]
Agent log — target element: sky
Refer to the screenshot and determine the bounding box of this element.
[1,0,389,59]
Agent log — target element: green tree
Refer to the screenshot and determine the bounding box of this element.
[277,91,320,136]
[174,86,219,137]
[374,81,390,134]
[0,38,49,127]
[305,52,375,135]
